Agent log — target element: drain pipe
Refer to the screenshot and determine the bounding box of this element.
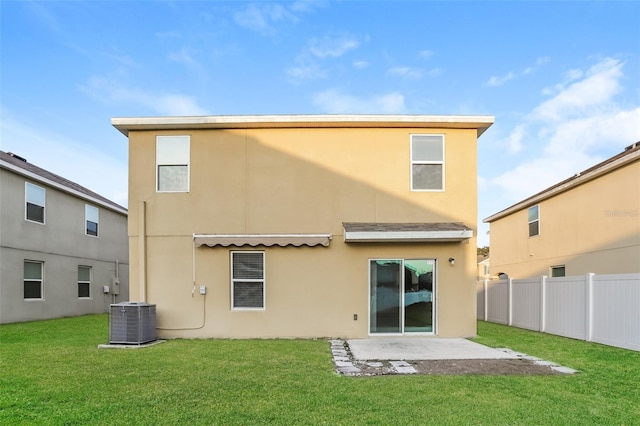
[138,200,147,302]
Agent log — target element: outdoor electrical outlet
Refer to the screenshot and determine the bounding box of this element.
[199,286,206,295]
[353,314,358,320]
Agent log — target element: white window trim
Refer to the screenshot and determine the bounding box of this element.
[78,266,92,299]
[25,182,46,224]
[230,251,265,311]
[528,205,540,237]
[410,134,445,192]
[24,260,44,301]
[85,204,99,237]
[156,135,190,193]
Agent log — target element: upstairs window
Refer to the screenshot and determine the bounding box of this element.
[528,205,540,237]
[25,182,46,223]
[411,134,444,191]
[85,205,99,237]
[550,265,565,277]
[231,251,265,310]
[78,266,91,298]
[156,135,190,192]
[24,261,43,299]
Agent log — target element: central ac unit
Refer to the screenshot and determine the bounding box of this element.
[109,302,157,345]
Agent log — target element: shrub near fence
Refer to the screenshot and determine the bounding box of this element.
[477,273,640,351]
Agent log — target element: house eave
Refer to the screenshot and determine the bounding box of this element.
[112,114,494,137]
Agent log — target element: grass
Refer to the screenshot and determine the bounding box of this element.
[1,315,639,425]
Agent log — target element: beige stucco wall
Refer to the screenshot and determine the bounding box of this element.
[127,126,480,338]
[489,159,640,278]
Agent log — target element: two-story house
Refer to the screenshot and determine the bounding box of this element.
[112,114,493,339]
[484,143,640,279]
[0,150,129,323]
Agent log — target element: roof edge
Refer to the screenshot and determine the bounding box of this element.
[112,114,494,137]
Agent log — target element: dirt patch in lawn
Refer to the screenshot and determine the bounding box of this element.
[351,358,564,376]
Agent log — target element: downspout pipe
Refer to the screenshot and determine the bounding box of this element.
[138,200,147,302]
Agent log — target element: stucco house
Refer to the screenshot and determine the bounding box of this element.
[484,142,640,279]
[112,114,494,339]
[0,150,129,324]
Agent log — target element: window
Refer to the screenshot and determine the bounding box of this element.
[411,134,444,191]
[551,265,566,278]
[24,261,43,299]
[528,205,540,237]
[25,183,45,223]
[78,266,91,298]
[231,251,265,309]
[85,205,99,237]
[156,135,190,192]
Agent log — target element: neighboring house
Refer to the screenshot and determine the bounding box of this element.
[112,114,494,339]
[0,150,129,324]
[484,143,640,279]
[477,255,491,280]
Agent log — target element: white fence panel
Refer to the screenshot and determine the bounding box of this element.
[591,273,640,351]
[544,276,587,340]
[486,280,509,324]
[511,278,541,331]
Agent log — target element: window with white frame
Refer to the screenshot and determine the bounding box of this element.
[25,182,46,223]
[78,266,91,298]
[24,261,43,299]
[156,135,190,192]
[411,134,444,191]
[528,205,540,237]
[85,205,99,237]
[231,251,265,309]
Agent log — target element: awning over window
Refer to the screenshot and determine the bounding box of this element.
[343,222,473,243]
[194,234,332,248]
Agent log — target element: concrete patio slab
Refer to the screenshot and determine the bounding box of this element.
[346,337,519,361]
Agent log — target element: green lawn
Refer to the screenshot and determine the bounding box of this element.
[1,315,639,425]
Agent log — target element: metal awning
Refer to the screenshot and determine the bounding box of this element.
[194,233,332,248]
[343,222,473,243]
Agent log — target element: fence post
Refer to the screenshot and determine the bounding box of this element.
[483,279,488,321]
[508,278,513,326]
[540,275,547,333]
[586,273,595,342]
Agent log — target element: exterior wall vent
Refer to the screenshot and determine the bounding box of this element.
[109,302,157,344]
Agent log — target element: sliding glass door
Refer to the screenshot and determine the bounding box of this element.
[369,259,435,334]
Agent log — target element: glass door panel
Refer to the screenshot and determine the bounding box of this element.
[403,259,434,333]
[369,260,402,333]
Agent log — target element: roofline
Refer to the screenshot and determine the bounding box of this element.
[0,159,128,216]
[111,114,494,138]
[484,144,640,223]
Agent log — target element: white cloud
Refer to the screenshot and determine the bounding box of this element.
[485,56,548,87]
[308,35,360,58]
[312,89,406,114]
[233,3,298,35]
[0,108,128,207]
[80,74,208,115]
[419,50,433,60]
[353,60,369,69]
[388,66,423,79]
[487,57,640,203]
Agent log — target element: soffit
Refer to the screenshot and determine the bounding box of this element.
[343,222,473,243]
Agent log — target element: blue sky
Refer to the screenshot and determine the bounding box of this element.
[2,0,639,247]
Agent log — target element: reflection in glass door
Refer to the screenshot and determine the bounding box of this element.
[369,259,435,334]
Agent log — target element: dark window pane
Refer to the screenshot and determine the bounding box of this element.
[551,266,566,277]
[233,282,264,308]
[528,221,539,237]
[26,203,44,223]
[24,281,42,299]
[233,253,264,279]
[78,283,91,298]
[412,164,443,190]
[86,221,98,236]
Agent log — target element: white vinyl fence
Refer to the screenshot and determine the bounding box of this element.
[477,273,640,351]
